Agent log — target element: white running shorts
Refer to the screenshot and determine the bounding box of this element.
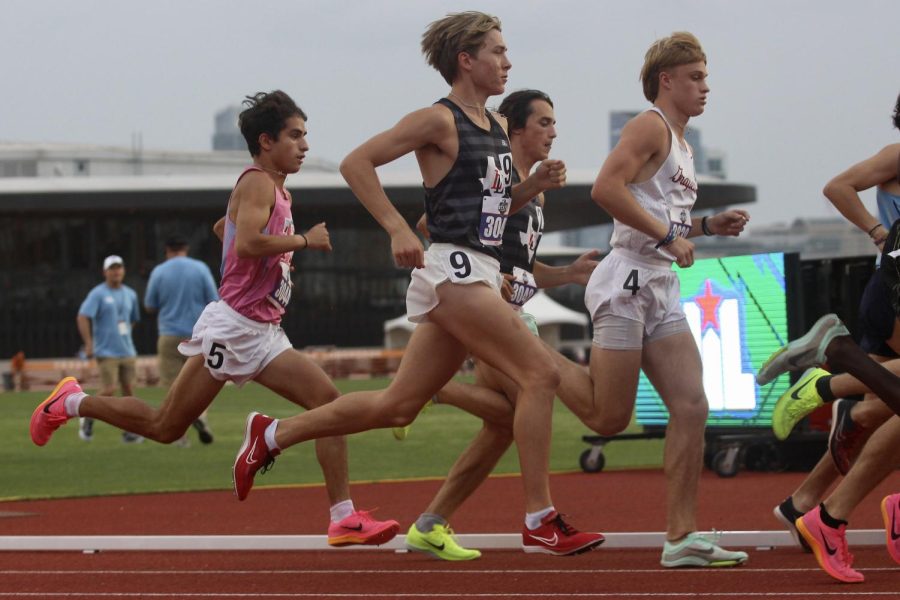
[178,301,292,386]
[584,248,687,348]
[406,243,503,323]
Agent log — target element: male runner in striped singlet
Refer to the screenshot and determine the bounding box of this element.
[401,90,603,560]
[233,12,604,557]
[31,91,400,547]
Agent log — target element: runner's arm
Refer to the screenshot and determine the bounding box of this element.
[76,315,93,357]
[591,114,669,240]
[824,144,900,239]
[212,217,226,242]
[340,107,452,268]
[233,173,307,258]
[533,250,602,288]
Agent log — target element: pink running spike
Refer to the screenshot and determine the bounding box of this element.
[327,510,400,547]
[881,494,900,566]
[796,506,864,583]
[30,377,81,446]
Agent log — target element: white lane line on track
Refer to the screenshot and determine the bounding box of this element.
[2,593,900,598]
[1,567,898,575]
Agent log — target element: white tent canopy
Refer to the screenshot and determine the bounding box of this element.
[383,291,589,350]
[523,290,589,327]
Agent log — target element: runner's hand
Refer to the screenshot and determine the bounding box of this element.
[568,249,603,285]
[532,159,567,192]
[392,228,425,269]
[710,210,750,237]
[304,222,332,251]
[668,237,695,268]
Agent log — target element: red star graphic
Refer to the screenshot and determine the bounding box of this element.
[695,279,722,332]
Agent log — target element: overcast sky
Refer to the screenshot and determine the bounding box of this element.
[2,0,896,226]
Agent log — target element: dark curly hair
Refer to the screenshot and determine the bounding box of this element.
[498,89,553,134]
[239,91,306,156]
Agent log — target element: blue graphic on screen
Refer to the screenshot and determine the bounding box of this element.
[635,252,790,427]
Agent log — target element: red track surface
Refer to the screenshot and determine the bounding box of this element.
[2,470,898,597]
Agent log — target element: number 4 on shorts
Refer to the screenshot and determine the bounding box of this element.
[623,269,640,296]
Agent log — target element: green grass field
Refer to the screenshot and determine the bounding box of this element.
[2,379,664,501]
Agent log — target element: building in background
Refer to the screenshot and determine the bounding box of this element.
[0,141,335,180]
[211,105,244,152]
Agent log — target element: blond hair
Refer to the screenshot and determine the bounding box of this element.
[640,32,706,102]
[421,11,501,85]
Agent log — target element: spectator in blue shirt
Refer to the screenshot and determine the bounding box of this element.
[76,255,142,443]
[144,233,219,444]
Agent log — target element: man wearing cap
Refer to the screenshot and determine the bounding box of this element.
[144,234,219,445]
[76,255,142,443]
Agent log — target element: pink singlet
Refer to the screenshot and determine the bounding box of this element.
[218,166,295,324]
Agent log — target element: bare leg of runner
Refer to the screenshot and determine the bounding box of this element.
[77,355,224,443]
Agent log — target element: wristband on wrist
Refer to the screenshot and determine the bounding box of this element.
[867,223,884,238]
[654,224,678,249]
[300,233,309,249]
[701,215,714,236]
[873,235,887,247]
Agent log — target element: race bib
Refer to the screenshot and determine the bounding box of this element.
[508,267,537,307]
[668,206,692,239]
[267,261,293,309]
[479,153,513,246]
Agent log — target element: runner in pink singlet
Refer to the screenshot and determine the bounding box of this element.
[31,90,400,547]
[218,165,295,324]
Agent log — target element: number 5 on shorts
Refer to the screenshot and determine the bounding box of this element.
[623,269,640,296]
[207,342,226,370]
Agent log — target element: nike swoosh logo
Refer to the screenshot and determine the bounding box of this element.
[820,531,838,556]
[42,397,62,415]
[425,540,445,551]
[529,533,559,545]
[342,523,364,531]
[791,378,815,400]
[891,503,900,541]
[245,439,259,466]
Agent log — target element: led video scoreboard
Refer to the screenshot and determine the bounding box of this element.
[635,252,793,428]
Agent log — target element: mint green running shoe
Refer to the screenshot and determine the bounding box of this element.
[756,313,848,386]
[392,399,433,441]
[660,532,748,568]
[404,523,481,561]
[771,367,829,440]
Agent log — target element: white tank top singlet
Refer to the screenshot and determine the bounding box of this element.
[609,107,698,266]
